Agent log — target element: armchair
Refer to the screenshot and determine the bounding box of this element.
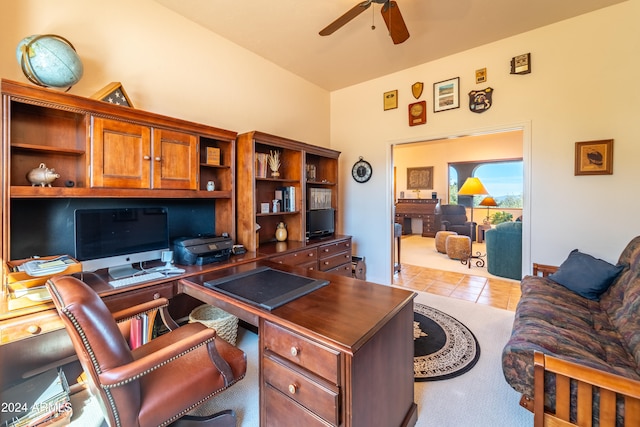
[435,204,476,241]
[485,221,522,280]
[46,276,246,427]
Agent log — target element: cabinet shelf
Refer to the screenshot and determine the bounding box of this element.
[307,180,336,186]
[199,163,230,169]
[11,143,85,156]
[10,186,232,199]
[257,211,300,217]
[256,177,298,184]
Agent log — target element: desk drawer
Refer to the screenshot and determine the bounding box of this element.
[318,239,351,258]
[324,263,352,277]
[0,310,64,344]
[271,248,318,267]
[263,321,339,384]
[319,252,351,271]
[264,383,334,427]
[263,356,338,425]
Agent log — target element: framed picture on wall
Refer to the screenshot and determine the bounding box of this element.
[433,77,460,112]
[407,166,433,190]
[575,139,613,175]
[383,89,398,110]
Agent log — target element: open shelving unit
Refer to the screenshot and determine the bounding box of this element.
[236,131,340,252]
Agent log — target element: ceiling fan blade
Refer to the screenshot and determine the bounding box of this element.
[381,1,410,44]
[319,1,372,36]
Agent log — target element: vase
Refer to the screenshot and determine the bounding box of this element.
[275,222,287,242]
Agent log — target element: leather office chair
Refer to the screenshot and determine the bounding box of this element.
[46,276,246,427]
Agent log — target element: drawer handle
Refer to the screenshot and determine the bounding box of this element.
[323,248,329,252]
[308,253,314,257]
[323,261,329,265]
[293,253,298,257]
[153,293,160,299]
[143,155,151,160]
[290,346,300,357]
[155,157,161,162]
[288,384,298,394]
[346,243,350,247]
[27,325,41,335]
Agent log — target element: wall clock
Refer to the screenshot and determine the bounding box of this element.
[352,157,372,183]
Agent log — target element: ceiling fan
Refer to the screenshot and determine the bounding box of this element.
[319,0,410,45]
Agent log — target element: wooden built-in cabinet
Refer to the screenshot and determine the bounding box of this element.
[91,118,198,190]
[1,79,237,273]
[236,131,340,252]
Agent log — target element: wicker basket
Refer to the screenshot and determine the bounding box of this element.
[188,304,239,345]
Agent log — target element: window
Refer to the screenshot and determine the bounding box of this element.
[449,160,523,208]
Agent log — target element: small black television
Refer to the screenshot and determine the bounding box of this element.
[306,208,335,239]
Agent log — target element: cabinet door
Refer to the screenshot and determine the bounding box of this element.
[152,128,197,190]
[91,117,151,188]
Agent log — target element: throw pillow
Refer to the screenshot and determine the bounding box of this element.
[548,249,624,300]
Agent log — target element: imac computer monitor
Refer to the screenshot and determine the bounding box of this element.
[74,207,170,278]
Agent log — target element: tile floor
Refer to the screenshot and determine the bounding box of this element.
[393,263,521,311]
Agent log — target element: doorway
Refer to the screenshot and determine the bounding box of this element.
[390,126,530,279]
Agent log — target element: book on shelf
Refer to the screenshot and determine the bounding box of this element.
[130,314,147,350]
[274,186,296,212]
[205,147,220,165]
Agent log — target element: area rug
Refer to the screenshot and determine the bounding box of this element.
[414,302,480,381]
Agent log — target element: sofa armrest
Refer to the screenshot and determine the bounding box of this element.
[532,263,558,277]
[533,351,640,427]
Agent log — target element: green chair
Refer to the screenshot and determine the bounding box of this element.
[485,221,522,280]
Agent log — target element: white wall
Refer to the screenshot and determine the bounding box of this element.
[0,0,330,147]
[394,131,523,201]
[3,1,639,286]
[332,1,640,284]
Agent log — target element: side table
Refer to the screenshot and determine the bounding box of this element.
[477,224,492,243]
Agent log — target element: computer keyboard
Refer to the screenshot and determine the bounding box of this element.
[109,271,166,288]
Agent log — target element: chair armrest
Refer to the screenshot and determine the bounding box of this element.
[98,328,217,388]
[112,298,169,323]
[533,351,640,426]
[532,263,558,277]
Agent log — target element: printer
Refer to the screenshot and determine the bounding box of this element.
[173,235,233,266]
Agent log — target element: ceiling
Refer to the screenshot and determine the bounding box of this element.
[155,0,625,91]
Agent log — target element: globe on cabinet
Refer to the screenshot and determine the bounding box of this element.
[16,34,84,89]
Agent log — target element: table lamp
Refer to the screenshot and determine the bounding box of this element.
[479,196,498,224]
[457,177,489,268]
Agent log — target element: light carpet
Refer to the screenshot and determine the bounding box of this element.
[400,234,502,279]
[70,291,532,426]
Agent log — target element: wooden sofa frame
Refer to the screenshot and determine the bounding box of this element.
[524,264,640,426]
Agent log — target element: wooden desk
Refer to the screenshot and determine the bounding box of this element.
[180,261,417,427]
[394,199,440,237]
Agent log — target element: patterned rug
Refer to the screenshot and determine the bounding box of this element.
[414,303,481,381]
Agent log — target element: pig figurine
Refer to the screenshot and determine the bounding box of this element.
[27,163,60,187]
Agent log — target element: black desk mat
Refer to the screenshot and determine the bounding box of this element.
[204,266,329,311]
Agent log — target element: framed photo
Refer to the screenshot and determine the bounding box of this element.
[433,77,460,112]
[475,68,487,84]
[90,82,134,107]
[406,166,433,190]
[575,139,613,175]
[510,53,531,75]
[383,89,398,111]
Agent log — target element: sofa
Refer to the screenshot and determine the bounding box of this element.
[485,221,522,280]
[502,236,640,425]
[435,204,476,241]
